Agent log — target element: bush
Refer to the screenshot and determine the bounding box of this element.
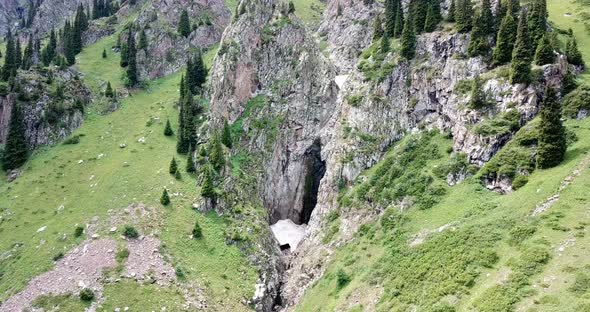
[122,225,139,239]
[63,135,80,145]
[511,175,529,190]
[52,252,64,261]
[336,268,351,290]
[74,226,84,237]
[563,86,590,118]
[508,224,536,246]
[175,266,186,279]
[79,288,94,302]
[192,220,203,239]
[569,272,590,294]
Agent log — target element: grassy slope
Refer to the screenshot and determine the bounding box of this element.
[0,35,256,311]
[297,1,590,311]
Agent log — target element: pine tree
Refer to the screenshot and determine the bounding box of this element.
[76,4,89,31]
[528,0,547,46]
[164,119,174,136]
[221,120,232,148]
[423,3,437,32]
[178,10,191,38]
[411,0,428,34]
[186,148,196,173]
[22,35,33,70]
[494,0,505,32]
[510,10,532,84]
[393,0,404,38]
[561,68,577,96]
[42,29,57,66]
[125,30,138,87]
[468,13,489,57]
[384,0,396,37]
[508,0,520,18]
[536,87,566,169]
[138,29,148,50]
[209,133,225,172]
[175,169,182,180]
[381,30,391,53]
[14,38,21,69]
[191,51,207,93]
[160,188,170,205]
[455,0,473,33]
[447,0,456,22]
[169,157,178,174]
[192,220,202,238]
[480,0,494,35]
[102,48,107,58]
[492,12,517,66]
[2,103,28,171]
[63,21,76,65]
[400,16,416,60]
[201,168,216,199]
[2,30,16,81]
[534,34,554,66]
[372,15,383,41]
[105,81,114,97]
[566,37,585,68]
[468,75,487,109]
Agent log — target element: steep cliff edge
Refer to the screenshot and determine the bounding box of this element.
[207,0,571,309]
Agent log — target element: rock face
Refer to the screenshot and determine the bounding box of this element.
[207,0,570,310]
[0,69,91,149]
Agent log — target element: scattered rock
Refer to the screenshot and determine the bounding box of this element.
[120,143,127,148]
[36,226,47,233]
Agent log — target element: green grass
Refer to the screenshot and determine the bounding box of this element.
[291,0,326,27]
[0,34,256,310]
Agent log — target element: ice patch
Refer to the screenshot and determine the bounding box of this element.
[270,219,307,251]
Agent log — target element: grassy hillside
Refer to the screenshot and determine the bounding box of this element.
[0,34,256,310]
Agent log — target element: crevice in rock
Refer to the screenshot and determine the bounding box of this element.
[300,139,326,225]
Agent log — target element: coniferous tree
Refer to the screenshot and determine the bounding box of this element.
[411,0,428,34]
[22,35,33,70]
[201,168,216,199]
[192,220,202,238]
[455,0,473,33]
[14,38,21,69]
[164,119,174,136]
[393,0,404,38]
[177,87,196,153]
[492,12,517,66]
[125,30,138,86]
[2,30,16,81]
[536,87,566,169]
[209,133,225,172]
[372,15,383,41]
[381,30,391,53]
[423,3,437,32]
[468,75,487,109]
[221,120,232,148]
[102,48,107,58]
[468,13,489,57]
[494,0,505,31]
[2,103,28,171]
[561,68,577,96]
[138,29,148,50]
[508,0,520,18]
[528,0,547,46]
[186,148,196,173]
[160,188,170,205]
[400,16,416,60]
[63,21,76,65]
[169,157,178,174]
[534,34,554,65]
[510,10,532,84]
[566,37,585,68]
[384,0,396,36]
[480,0,494,35]
[178,10,191,38]
[175,169,182,180]
[191,51,207,93]
[105,81,114,97]
[42,29,57,66]
[447,0,456,22]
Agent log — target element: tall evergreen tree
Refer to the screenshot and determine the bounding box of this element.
[63,21,76,65]
[188,51,207,94]
[400,16,416,60]
[534,34,554,65]
[42,29,57,66]
[492,12,517,65]
[2,30,16,81]
[186,147,196,173]
[480,0,494,35]
[164,119,174,136]
[494,0,506,31]
[455,0,473,33]
[536,87,566,169]
[201,168,216,199]
[468,13,489,57]
[381,30,391,53]
[125,30,138,86]
[178,10,191,38]
[528,0,547,46]
[138,29,148,50]
[2,103,28,171]
[22,35,33,70]
[423,3,438,32]
[169,157,178,174]
[468,75,487,109]
[14,38,21,69]
[561,68,577,96]
[566,37,585,68]
[209,133,225,172]
[510,10,532,84]
[221,119,232,148]
[384,0,396,37]
[372,15,384,41]
[447,0,456,22]
[160,188,170,205]
[393,0,404,38]
[411,0,428,33]
[105,81,114,97]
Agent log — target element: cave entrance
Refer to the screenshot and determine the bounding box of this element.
[300,139,326,225]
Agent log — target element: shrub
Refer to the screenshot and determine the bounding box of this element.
[122,225,139,239]
[52,252,64,261]
[569,272,590,294]
[192,220,203,239]
[63,135,80,145]
[508,224,536,246]
[511,175,529,190]
[79,288,94,302]
[336,268,351,290]
[74,226,84,237]
[160,188,170,205]
[175,266,186,279]
[116,248,129,263]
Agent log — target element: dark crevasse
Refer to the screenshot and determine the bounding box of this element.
[300,139,326,225]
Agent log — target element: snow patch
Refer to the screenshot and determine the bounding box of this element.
[270,219,307,251]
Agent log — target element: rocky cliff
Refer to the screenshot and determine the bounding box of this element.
[207,0,570,309]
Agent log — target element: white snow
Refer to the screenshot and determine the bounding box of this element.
[270,219,307,251]
[335,75,349,89]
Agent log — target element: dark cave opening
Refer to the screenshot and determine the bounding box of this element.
[300,139,326,225]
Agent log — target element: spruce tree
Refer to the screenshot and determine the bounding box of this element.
[209,133,225,172]
[411,0,428,34]
[201,168,216,199]
[492,12,517,66]
[447,0,456,22]
[175,169,182,180]
[2,103,28,171]
[494,0,505,31]
[160,188,170,205]
[423,3,437,32]
[178,10,191,38]
[534,34,554,66]
[2,30,16,81]
[164,119,174,136]
[468,75,487,109]
[221,120,232,148]
[191,51,207,93]
[22,35,33,70]
[455,0,474,33]
[510,10,532,84]
[169,157,178,174]
[42,29,57,66]
[468,13,489,57]
[372,15,383,41]
[480,0,494,35]
[381,30,391,53]
[400,16,416,60]
[138,29,148,50]
[561,68,577,96]
[14,38,21,70]
[393,1,404,38]
[186,149,196,173]
[566,37,585,68]
[536,87,566,169]
[102,48,107,58]
[125,30,138,87]
[105,81,114,97]
[384,0,396,37]
[528,0,547,46]
[192,220,202,238]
